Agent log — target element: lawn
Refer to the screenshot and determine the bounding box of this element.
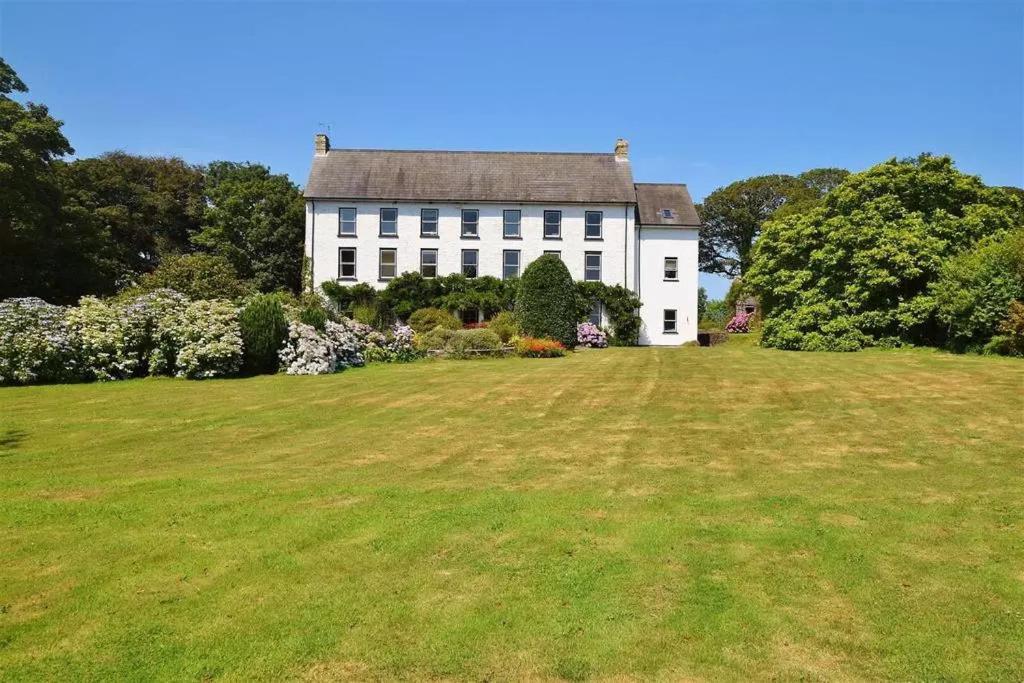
[1,344,1022,680]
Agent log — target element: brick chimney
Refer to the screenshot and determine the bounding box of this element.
[614,138,629,160]
[315,133,330,155]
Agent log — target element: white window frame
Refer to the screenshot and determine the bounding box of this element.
[664,256,678,281]
[379,247,397,280]
[461,249,478,278]
[339,207,357,236]
[338,247,356,280]
[664,309,678,334]
[420,248,438,278]
[543,250,561,259]
[420,208,439,237]
[585,211,603,240]
[461,209,479,238]
[379,207,398,237]
[543,210,561,239]
[502,249,520,280]
[503,209,521,239]
[584,251,601,282]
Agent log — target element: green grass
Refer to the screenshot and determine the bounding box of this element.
[1,345,1022,680]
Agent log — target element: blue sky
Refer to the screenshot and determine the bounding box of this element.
[2,1,1021,297]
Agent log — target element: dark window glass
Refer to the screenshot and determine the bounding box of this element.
[588,303,601,326]
[420,208,438,236]
[339,208,357,235]
[420,249,438,278]
[664,257,678,280]
[338,248,356,280]
[543,210,561,238]
[502,250,520,280]
[585,211,602,239]
[503,209,521,238]
[461,209,479,237]
[461,249,478,278]
[379,248,397,279]
[584,252,601,282]
[664,309,677,333]
[380,208,398,236]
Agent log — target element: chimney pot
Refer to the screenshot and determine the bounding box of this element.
[315,133,330,155]
[614,138,629,159]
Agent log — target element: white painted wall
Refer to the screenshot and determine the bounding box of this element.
[306,200,634,290]
[636,227,699,345]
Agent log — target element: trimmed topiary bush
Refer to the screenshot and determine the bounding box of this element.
[408,307,460,334]
[239,294,290,375]
[515,254,577,348]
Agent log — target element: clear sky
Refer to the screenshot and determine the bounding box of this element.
[2,1,1022,297]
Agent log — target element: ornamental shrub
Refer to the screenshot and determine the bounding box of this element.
[576,322,607,348]
[514,336,566,358]
[445,328,503,359]
[239,294,290,375]
[985,300,1024,357]
[125,288,191,376]
[378,272,443,321]
[416,326,456,352]
[130,253,253,301]
[278,321,336,375]
[932,228,1024,352]
[725,311,751,333]
[408,307,460,334]
[487,311,519,343]
[66,297,147,381]
[164,300,243,379]
[516,254,577,348]
[574,281,642,345]
[0,298,80,385]
[700,300,731,330]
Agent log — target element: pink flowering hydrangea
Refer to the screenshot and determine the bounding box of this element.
[577,322,608,348]
[726,311,751,333]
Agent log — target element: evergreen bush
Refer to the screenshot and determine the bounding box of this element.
[239,294,289,375]
[408,307,460,334]
[515,254,577,348]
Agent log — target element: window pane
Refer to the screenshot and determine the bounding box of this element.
[462,250,478,277]
[585,253,601,281]
[340,208,356,234]
[588,303,601,325]
[421,209,438,234]
[422,250,437,265]
[503,251,519,279]
[380,208,397,235]
[503,210,520,237]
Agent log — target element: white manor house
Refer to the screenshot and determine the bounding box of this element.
[303,135,700,345]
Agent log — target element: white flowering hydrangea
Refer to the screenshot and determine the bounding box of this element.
[364,323,419,363]
[66,297,149,381]
[278,318,367,375]
[161,299,243,379]
[127,289,191,375]
[0,298,80,385]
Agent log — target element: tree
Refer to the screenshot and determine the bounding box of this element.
[747,154,1024,351]
[194,162,305,293]
[799,168,850,197]
[697,174,815,277]
[0,58,88,302]
[130,253,253,301]
[515,255,578,347]
[57,152,205,287]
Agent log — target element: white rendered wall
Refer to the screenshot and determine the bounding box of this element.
[306,200,634,290]
[636,227,699,345]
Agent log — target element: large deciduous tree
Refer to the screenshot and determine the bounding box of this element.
[746,154,1024,351]
[194,162,305,293]
[57,152,206,288]
[697,174,816,277]
[0,58,88,302]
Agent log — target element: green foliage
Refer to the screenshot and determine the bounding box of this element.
[697,287,708,321]
[299,304,329,331]
[0,59,83,303]
[698,174,817,277]
[985,300,1024,356]
[193,162,305,293]
[748,154,1024,352]
[165,299,244,379]
[574,281,642,345]
[516,255,578,348]
[378,272,443,320]
[407,307,460,334]
[442,328,503,359]
[799,167,851,197]
[434,274,515,318]
[57,152,205,287]
[239,294,289,375]
[131,253,253,301]
[321,281,377,316]
[66,296,146,381]
[487,310,519,343]
[932,229,1024,351]
[415,326,456,352]
[700,300,732,330]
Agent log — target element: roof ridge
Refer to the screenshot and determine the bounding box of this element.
[635,182,689,187]
[327,148,619,157]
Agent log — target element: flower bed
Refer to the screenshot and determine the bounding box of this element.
[514,337,566,358]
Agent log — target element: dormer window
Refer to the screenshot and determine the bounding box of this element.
[660,208,675,220]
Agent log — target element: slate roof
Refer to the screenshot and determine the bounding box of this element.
[634,183,701,227]
[304,149,637,204]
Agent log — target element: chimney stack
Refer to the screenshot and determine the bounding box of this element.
[614,138,629,160]
[315,133,330,155]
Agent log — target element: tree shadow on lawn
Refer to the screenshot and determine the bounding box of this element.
[0,427,27,456]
